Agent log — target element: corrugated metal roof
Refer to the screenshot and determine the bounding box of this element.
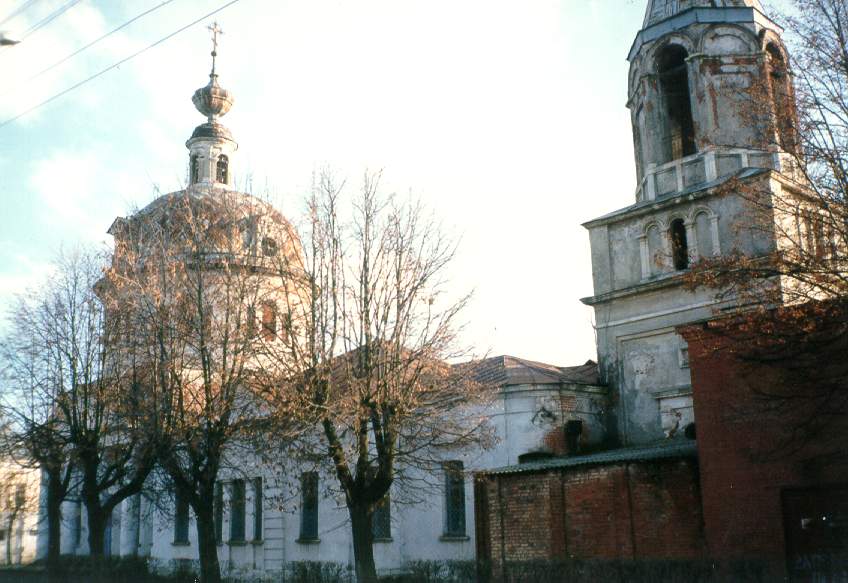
[482,440,698,476]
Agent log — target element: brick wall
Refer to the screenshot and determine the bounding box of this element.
[479,457,704,566]
[680,316,848,576]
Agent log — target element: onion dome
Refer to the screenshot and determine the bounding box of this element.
[192,74,234,122]
[191,22,234,122]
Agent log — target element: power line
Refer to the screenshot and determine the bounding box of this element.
[0,0,41,28]
[20,0,82,39]
[0,0,81,55]
[3,0,177,95]
[0,0,242,130]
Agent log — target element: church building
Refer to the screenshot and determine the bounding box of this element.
[16,0,845,580]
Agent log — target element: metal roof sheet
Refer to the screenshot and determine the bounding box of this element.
[482,440,698,476]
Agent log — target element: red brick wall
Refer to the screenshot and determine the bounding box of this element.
[680,322,848,571]
[479,457,704,565]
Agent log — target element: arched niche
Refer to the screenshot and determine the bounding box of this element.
[644,221,667,277]
[690,207,720,259]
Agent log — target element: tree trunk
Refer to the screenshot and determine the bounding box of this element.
[45,472,62,568]
[86,506,106,558]
[194,502,222,583]
[349,503,377,583]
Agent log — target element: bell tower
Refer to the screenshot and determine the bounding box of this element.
[581,0,798,445]
[628,0,797,196]
[186,22,237,190]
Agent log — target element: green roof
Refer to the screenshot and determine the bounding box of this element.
[483,440,698,476]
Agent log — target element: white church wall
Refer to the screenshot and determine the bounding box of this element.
[126,379,606,575]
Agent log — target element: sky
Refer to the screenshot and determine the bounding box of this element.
[0,0,779,366]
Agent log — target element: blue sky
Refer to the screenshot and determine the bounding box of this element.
[0,0,781,364]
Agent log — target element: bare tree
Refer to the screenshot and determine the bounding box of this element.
[262,171,493,583]
[1,256,77,570]
[101,190,300,583]
[1,250,158,561]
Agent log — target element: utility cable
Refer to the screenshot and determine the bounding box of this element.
[2,0,176,96]
[0,0,81,55]
[0,0,41,28]
[19,0,82,39]
[0,0,242,130]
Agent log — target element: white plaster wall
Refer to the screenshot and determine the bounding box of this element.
[130,382,606,575]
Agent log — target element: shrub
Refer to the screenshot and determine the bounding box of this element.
[286,561,352,583]
[378,561,478,583]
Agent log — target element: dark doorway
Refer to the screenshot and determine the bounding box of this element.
[783,486,848,581]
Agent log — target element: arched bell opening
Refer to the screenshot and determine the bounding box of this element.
[657,45,697,163]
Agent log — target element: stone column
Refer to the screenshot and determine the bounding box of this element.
[120,495,141,557]
[59,500,80,555]
[138,496,153,557]
[638,235,650,280]
[34,471,49,561]
[685,221,697,263]
[710,216,721,256]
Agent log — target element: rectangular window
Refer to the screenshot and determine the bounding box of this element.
[214,482,223,544]
[174,491,190,544]
[14,484,25,509]
[444,461,466,537]
[230,479,246,542]
[253,477,263,541]
[678,346,690,368]
[246,306,257,339]
[299,472,318,541]
[372,494,391,540]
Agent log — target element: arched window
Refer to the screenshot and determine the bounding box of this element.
[670,219,689,270]
[216,155,229,184]
[657,45,696,162]
[190,154,199,184]
[766,43,795,152]
[261,302,277,341]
